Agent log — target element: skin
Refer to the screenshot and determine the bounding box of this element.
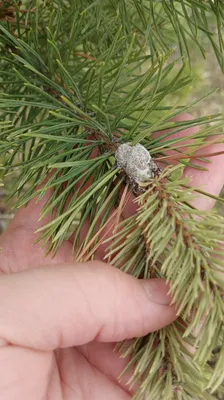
[0,114,223,400]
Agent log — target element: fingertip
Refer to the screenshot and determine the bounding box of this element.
[140,278,173,306]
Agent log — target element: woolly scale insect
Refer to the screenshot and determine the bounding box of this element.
[115,143,162,193]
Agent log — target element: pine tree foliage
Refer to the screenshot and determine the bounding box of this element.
[0,1,224,399]
[106,170,224,399]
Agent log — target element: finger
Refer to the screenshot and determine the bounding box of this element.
[78,341,137,395]
[0,261,176,351]
[55,347,132,400]
[183,142,224,210]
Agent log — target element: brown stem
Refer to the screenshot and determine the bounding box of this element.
[73,52,96,61]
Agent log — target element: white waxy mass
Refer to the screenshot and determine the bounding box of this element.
[115,143,155,183]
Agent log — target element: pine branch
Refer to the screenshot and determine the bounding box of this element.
[105,170,224,399]
[0,2,224,399]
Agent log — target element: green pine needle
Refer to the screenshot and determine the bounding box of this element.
[0,1,224,399]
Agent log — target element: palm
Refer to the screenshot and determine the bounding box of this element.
[3,336,131,400]
[0,203,133,400]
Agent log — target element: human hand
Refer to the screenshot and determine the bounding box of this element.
[0,114,223,400]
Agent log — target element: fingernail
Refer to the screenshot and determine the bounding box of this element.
[141,278,172,305]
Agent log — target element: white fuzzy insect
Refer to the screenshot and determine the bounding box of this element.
[115,143,161,185]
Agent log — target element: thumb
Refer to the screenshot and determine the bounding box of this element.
[0,262,176,350]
